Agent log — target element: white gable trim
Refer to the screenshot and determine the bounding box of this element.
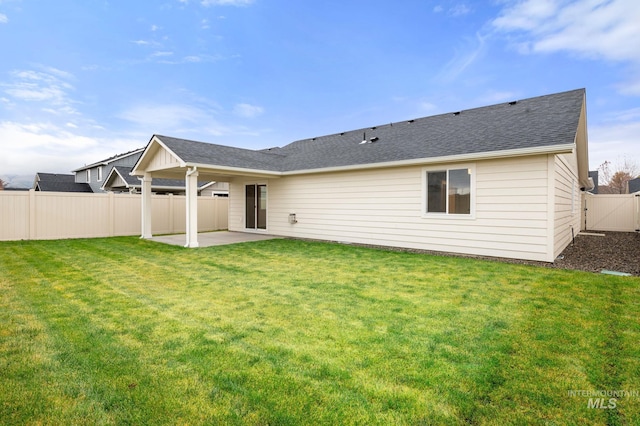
[131,135,186,176]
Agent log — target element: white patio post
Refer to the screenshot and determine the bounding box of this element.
[185,167,199,248]
[141,173,153,239]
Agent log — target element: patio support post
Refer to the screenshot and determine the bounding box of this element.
[185,167,199,248]
[141,173,153,239]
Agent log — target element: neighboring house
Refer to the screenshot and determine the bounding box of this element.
[132,88,591,262]
[33,173,93,192]
[102,166,228,196]
[628,177,640,194]
[34,147,227,196]
[72,148,145,193]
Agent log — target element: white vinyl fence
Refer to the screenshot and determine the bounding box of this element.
[0,190,228,241]
[583,193,640,232]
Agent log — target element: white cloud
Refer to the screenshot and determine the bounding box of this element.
[437,32,487,81]
[449,4,471,16]
[155,54,223,65]
[493,0,640,64]
[2,68,78,114]
[201,0,254,6]
[233,103,264,118]
[183,55,202,63]
[432,3,471,17]
[151,51,174,57]
[0,121,141,176]
[119,104,211,130]
[0,13,8,23]
[151,24,159,31]
[0,121,96,175]
[589,109,640,170]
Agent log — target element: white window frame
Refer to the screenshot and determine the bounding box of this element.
[421,163,476,220]
[86,169,91,182]
[97,166,103,182]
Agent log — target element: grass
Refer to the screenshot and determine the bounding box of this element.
[1,237,639,425]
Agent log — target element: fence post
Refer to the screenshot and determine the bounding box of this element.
[168,193,174,234]
[215,198,221,230]
[108,191,115,237]
[28,189,36,240]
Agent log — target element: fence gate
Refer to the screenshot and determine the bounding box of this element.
[584,193,640,232]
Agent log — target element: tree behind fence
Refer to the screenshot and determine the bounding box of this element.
[0,190,228,241]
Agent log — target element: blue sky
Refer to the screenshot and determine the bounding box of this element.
[1,0,639,187]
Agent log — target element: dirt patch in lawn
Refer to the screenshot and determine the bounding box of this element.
[552,231,640,276]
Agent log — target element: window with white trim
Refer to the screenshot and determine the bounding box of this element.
[86,169,91,182]
[424,166,473,216]
[97,166,103,182]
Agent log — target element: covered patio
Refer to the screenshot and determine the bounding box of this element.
[131,135,282,248]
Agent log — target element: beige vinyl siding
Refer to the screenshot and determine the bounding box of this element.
[553,152,581,258]
[111,173,127,187]
[229,155,553,261]
[147,146,181,172]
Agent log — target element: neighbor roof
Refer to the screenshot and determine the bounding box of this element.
[138,88,586,174]
[34,173,93,192]
[73,147,144,172]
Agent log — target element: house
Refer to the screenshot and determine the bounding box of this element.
[628,177,640,194]
[72,148,145,193]
[33,173,93,192]
[102,166,229,196]
[131,88,591,262]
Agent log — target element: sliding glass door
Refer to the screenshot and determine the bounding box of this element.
[245,184,266,230]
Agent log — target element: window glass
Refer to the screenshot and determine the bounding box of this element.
[448,169,471,214]
[427,171,446,213]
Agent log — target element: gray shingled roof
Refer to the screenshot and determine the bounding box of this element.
[73,148,145,172]
[35,173,93,192]
[155,89,585,173]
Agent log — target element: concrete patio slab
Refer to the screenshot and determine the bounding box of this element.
[150,231,279,248]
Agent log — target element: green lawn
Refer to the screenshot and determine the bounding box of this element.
[1,237,639,425]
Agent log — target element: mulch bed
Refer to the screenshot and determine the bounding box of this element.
[552,231,640,276]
